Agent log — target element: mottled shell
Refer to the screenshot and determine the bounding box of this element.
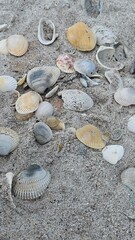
[114,87,135,106]
[35,101,54,120]
[56,54,75,73]
[34,122,53,144]
[66,22,96,51]
[76,124,106,149]
[102,145,124,164]
[0,39,8,54]
[0,75,17,92]
[74,59,96,76]
[12,164,51,200]
[15,91,42,114]
[92,25,117,46]
[127,115,135,133]
[58,89,93,111]
[46,116,65,130]
[27,66,60,94]
[7,35,28,56]
[121,167,135,192]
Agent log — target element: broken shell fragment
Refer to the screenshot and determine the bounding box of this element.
[0,24,8,31]
[92,25,117,46]
[130,59,135,74]
[0,75,17,92]
[114,87,135,106]
[0,39,8,54]
[127,115,135,133]
[56,54,75,73]
[35,101,54,120]
[34,122,53,144]
[17,74,27,86]
[76,124,106,149]
[74,59,96,76]
[7,35,28,56]
[12,164,51,200]
[46,116,65,130]
[121,167,135,192]
[45,85,59,98]
[66,22,96,51]
[27,66,60,94]
[58,89,93,111]
[102,145,124,164]
[105,69,123,93]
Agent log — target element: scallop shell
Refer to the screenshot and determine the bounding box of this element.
[102,145,124,164]
[58,89,94,111]
[46,117,65,130]
[92,25,117,46]
[76,124,106,149]
[15,91,42,114]
[27,66,60,94]
[74,59,96,76]
[12,164,51,200]
[127,115,135,133]
[66,22,96,51]
[0,39,8,54]
[35,101,54,120]
[7,35,28,56]
[114,87,135,106]
[96,46,124,70]
[105,70,123,93]
[0,127,19,156]
[38,18,58,45]
[121,167,135,192]
[0,75,17,92]
[34,122,53,144]
[56,54,75,73]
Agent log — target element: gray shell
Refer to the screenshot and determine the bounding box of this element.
[74,59,96,77]
[34,122,53,144]
[12,164,51,200]
[121,167,135,192]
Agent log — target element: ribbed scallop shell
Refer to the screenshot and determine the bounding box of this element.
[34,122,53,144]
[7,35,28,57]
[56,54,75,73]
[15,91,42,114]
[0,75,17,92]
[114,87,135,106]
[12,164,51,200]
[35,101,54,120]
[121,167,135,192]
[74,59,96,76]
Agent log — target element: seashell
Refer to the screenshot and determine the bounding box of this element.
[102,145,124,164]
[66,22,96,51]
[5,172,16,208]
[111,128,122,141]
[74,59,96,76]
[12,164,51,200]
[34,122,53,144]
[0,39,8,54]
[17,74,27,86]
[76,124,106,149]
[15,91,42,114]
[58,89,94,111]
[121,167,135,192]
[35,101,54,120]
[56,54,75,73]
[15,112,34,121]
[38,18,58,45]
[80,77,88,87]
[46,116,65,130]
[92,25,117,46]
[81,0,102,18]
[0,75,17,92]
[7,35,28,57]
[0,127,19,156]
[0,24,8,31]
[45,85,59,98]
[127,115,135,133]
[114,87,135,106]
[105,69,123,93]
[96,46,124,70]
[130,59,135,74]
[27,66,60,94]
[81,75,101,87]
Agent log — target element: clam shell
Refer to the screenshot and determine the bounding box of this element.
[35,101,54,120]
[15,91,42,114]
[46,117,65,130]
[66,22,96,51]
[27,66,60,94]
[58,89,93,111]
[121,167,135,192]
[102,145,124,164]
[0,39,8,54]
[12,164,51,200]
[114,87,135,106]
[92,25,117,46]
[7,35,28,56]
[34,122,53,144]
[96,46,124,70]
[74,59,96,76]
[56,54,75,73]
[0,75,17,92]
[127,115,135,133]
[105,70,123,93]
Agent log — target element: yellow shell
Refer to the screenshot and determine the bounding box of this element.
[7,35,28,56]
[15,112,34,121]
[76,124,106,149]
[66,22,96,51]
[46,116,65,130]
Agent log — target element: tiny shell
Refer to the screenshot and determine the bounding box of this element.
[58,89,94,111]
[105,69,123,93]
[0,75,17,92]
[0,39,8,54]
[121,167,135,192]
[102,145,124,164]
[0,24,8,31]
[76,124,106,149]
[114,87,135,106]
[92,25,117,46]
[45,85,59,98]
[80,77,88,87]
[12,164,51,200]
[74,59,96,76]
[34,122,53,144]
[27,66,60,94]
[66,22,96,51]
[35,101,54,120]
[127,115,135,133]
[56,54,75,73]
[46,116,65,130]
[7,35,28,57]
[17,74,27,86]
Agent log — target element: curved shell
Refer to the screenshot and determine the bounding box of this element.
[27,66,60,94]
[0,75,17,92]
[74,59,96,76]
[121,167,135,192]
[102,145,124,164]
[66,22,96,51]
[12,164,51,200]
[56,54,75,73]
[105,70,123,93]
[34,122,53,144]
[35,101,54,120]
[15,91,42,114]
[58,89,94,111]
[76,124,106,149]
[127,115,135,133]
[0,39,8,54]
[92,25,117,46]
[46,116,65,130]
[114,87,135,106]
[45,85,59,98]
[7,35,28,56]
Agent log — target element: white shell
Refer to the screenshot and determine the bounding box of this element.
[34,122,53,144]
[45,85,59,98]
[58,89,94,111]
[0,39,8,54]
[0,75,17,92]
[105,70,123,93]
[127,115,135,133]
[74,59,96,76]
[38,18,58,45]
[114,87,135,106]
[92,25,117,46]
[35,101,54,120]
[102,145,124,164]
[121,167,135,192]
[0,24,7,31]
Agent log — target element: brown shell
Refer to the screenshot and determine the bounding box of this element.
[7,35,28,57]
[66,22,96,51]
[46,116,65,130]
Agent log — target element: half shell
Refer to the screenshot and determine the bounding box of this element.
[56,54,75,73]
[7,35,28,57]
[46,117,65,130]
[121,167,135,192]
[127,115,135,133]
[114,87,135,106]
[0,75,17,92]
[34,122,53,144]
[35,101,54,120]
[102,145,124,164]
[74,59,96,76]
[92,25,117,46]
[12,164,51,200]
[0,39,8,54]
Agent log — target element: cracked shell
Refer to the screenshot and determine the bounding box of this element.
[7,35,28,57]
[0,75,17,92]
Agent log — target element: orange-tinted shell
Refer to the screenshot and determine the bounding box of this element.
[76,124,106,149]
[7,35,28,57]
[66,22,96,51]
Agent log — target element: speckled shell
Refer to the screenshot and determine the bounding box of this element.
[15,91,42,114]
[121,167,135,192]
[74,59,96,76]
[46,116,65,130]
[66,22,96,51]
[7,35,28,56]
[114,87,135,106]
[76,124,106,149]
[12,164,51,200]
[127,115,135,133]
[102,145,124,164]
[92,25,117,46]
[35,101,54,120]
[0,75,17,92]
[56,54,75,73]
[34,122,53,144]
[27,66,60,94]
[58,89,93,111]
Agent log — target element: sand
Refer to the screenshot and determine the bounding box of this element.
[0,0,135,239]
